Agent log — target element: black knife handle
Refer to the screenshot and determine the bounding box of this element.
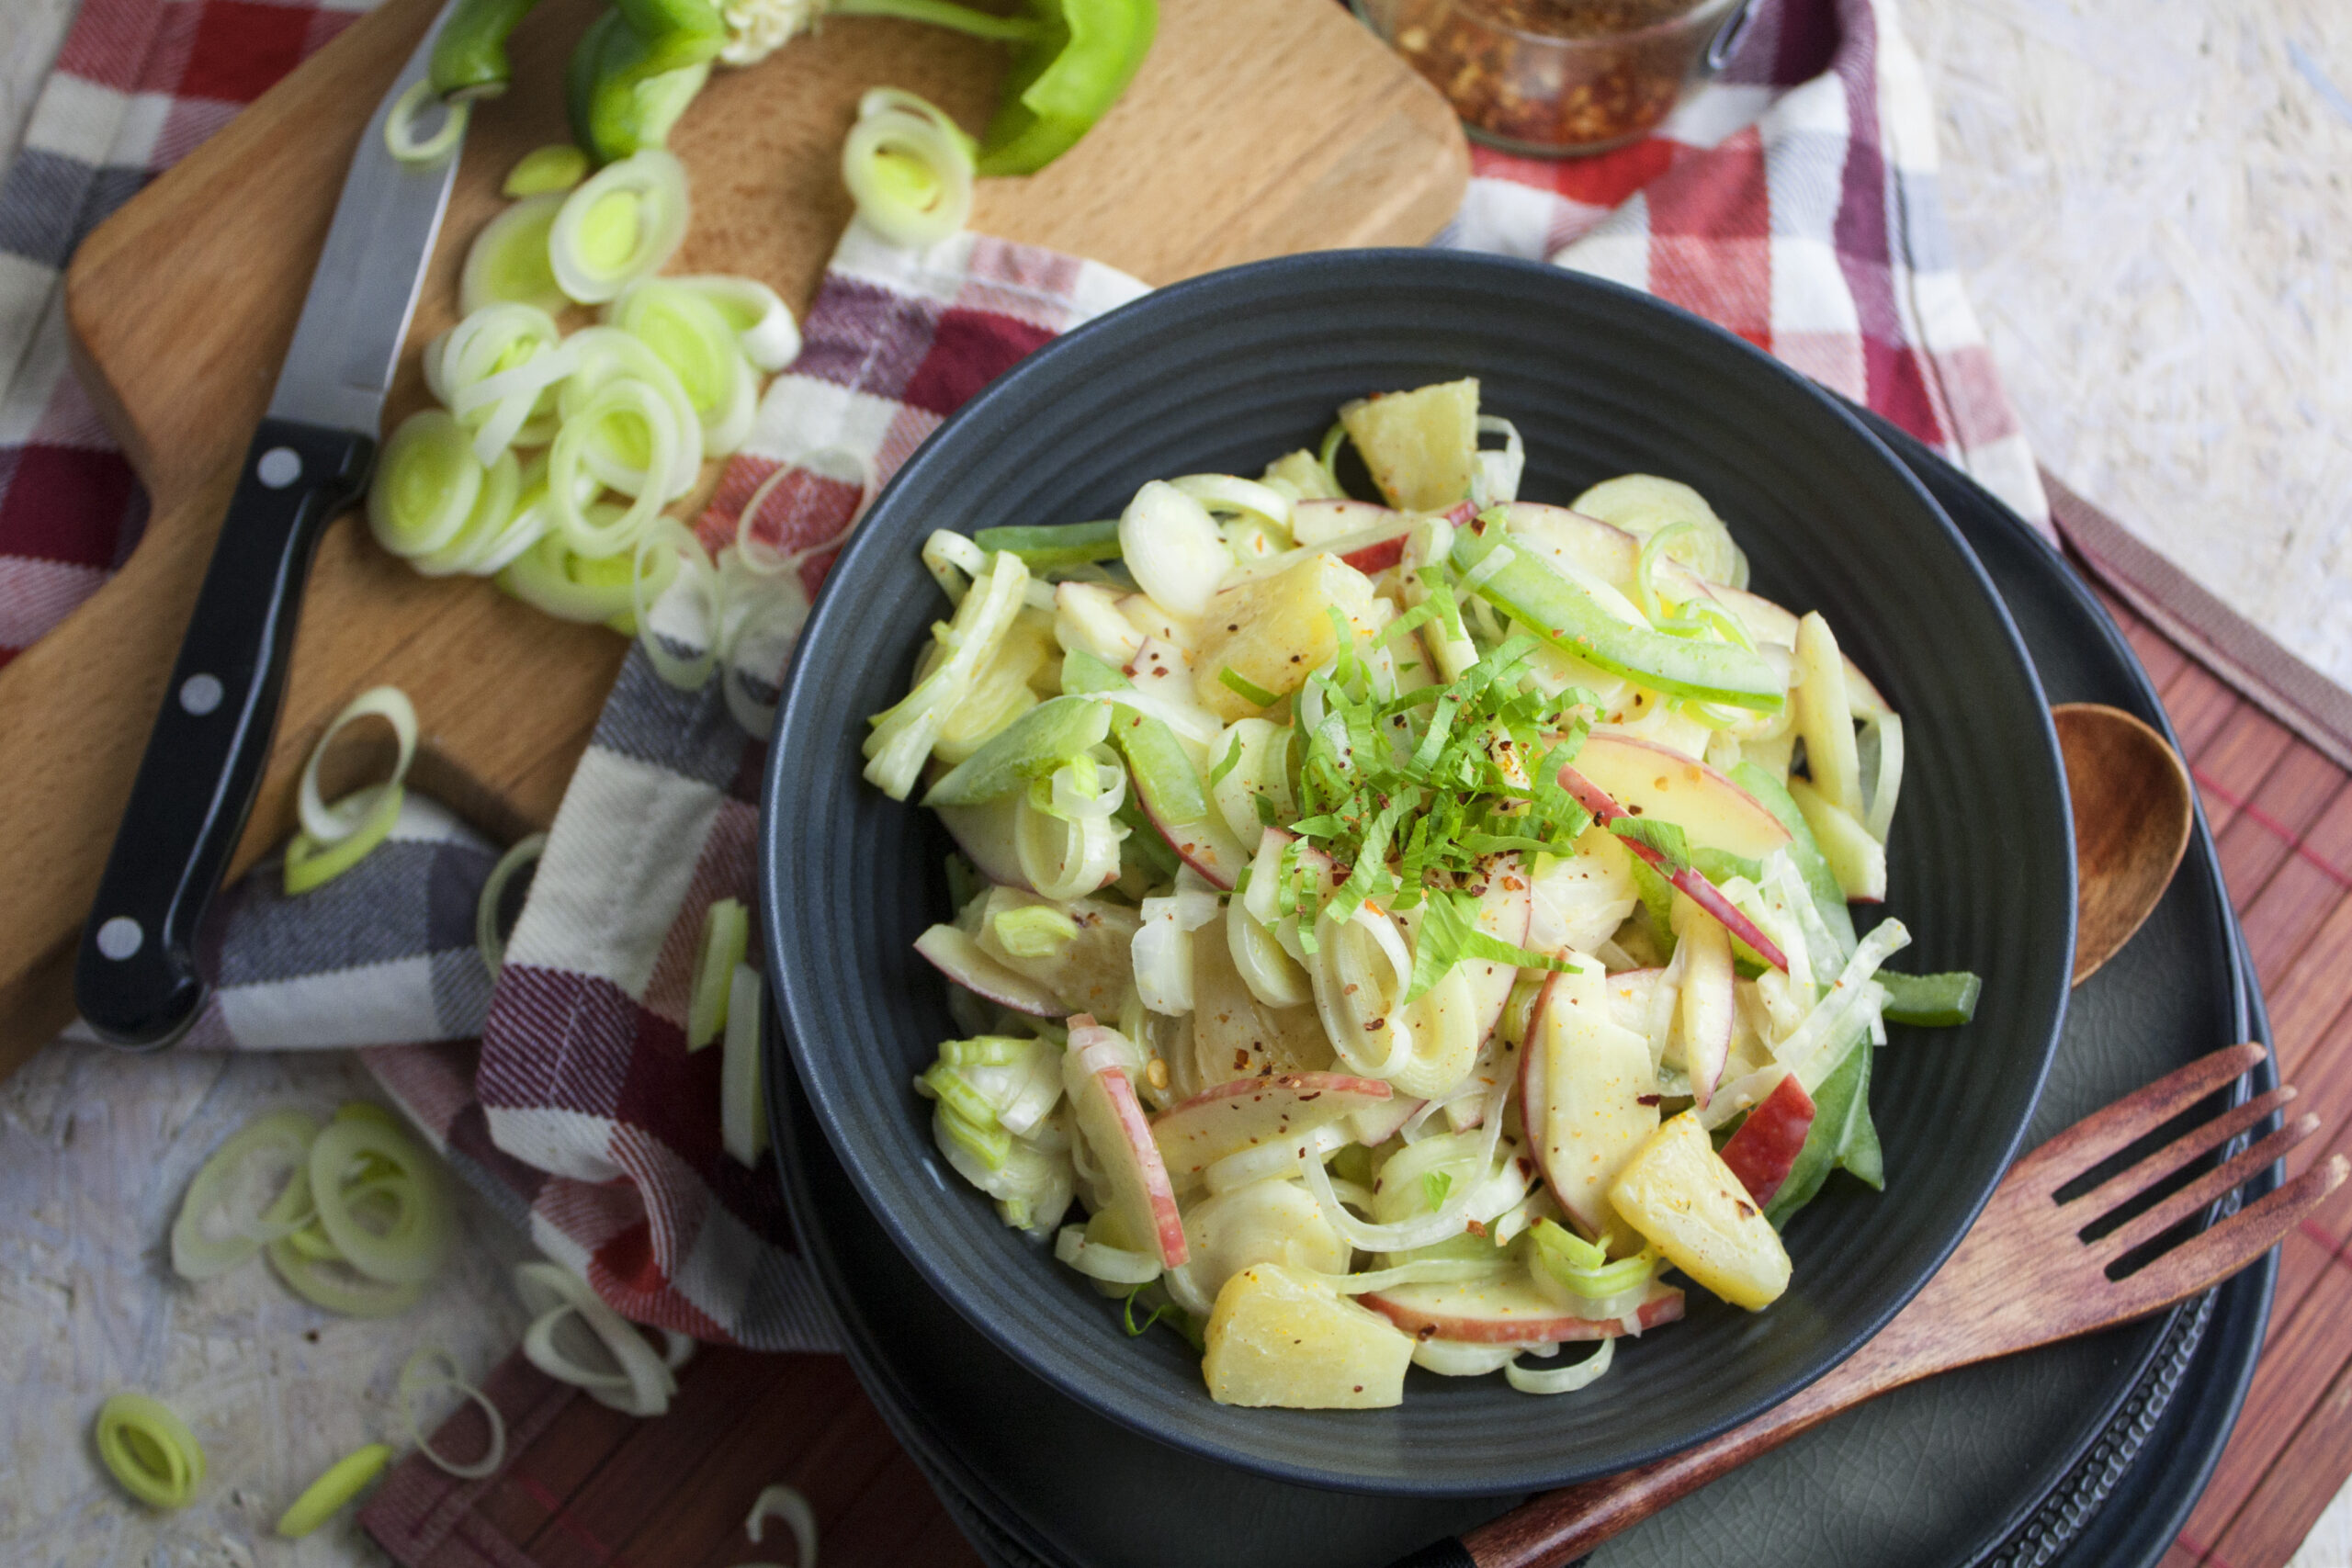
[74,418,375,1048]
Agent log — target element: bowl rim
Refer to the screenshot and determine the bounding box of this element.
[762,247,2070,1494]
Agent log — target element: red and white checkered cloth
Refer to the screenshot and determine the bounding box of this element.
[13,0,2049,1341]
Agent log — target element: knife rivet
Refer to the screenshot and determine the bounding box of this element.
[179,674,224,716]
[96,918,143,961]
[257,447,302,489]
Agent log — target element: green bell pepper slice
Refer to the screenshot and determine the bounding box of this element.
[922,694,1113,807]
[1878,970,1982,1028]
[832,0,1158,175]
[972,518,1123,570]
[1761,1028,1881,1228]
[566,0,725,164]
[1451,519,1785,712]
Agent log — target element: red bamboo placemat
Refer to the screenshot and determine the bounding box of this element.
[358,1345,983,1567]
[359,583,2352,1568]
[2107,584,2352,1568]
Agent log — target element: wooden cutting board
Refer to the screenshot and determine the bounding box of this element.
[0,0,1466,1067]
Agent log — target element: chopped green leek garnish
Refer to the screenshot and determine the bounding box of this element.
[1218,667,1279,708]
[940,1035,1031,1068]
[1422,1169,1452,1211]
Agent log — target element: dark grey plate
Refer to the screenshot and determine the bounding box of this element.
[765,414,2273,1568]
[761,250,2074,1495]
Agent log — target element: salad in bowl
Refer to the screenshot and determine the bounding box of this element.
[860,378,1978,1410]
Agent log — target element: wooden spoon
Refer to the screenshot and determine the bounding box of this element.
[2055,702,2194,985]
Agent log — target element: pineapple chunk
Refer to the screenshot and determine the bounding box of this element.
[1203,1263,1415,1408]
[1340,378,1479,511]
[1609,1112,1792,1311]
[1194,554,1381,722]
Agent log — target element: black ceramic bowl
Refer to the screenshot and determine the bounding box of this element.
[762,250,2072,1496]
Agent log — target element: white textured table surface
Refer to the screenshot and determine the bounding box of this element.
[0,1045,534,1566]
[1896,0,2352,695]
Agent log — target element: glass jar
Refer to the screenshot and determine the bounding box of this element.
[1358,0,1755,158]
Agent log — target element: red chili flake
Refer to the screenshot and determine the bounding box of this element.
[1636,1093,1662,1106]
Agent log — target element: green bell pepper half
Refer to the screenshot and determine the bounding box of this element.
[832,0,1159,175]
[430,0,546,99]
[565,0,725,164]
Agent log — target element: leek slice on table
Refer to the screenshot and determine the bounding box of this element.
[276,1444,392,1537]
[266,1237,428,1317]
[842,87,975,249]
[503,143,590,197]
[461,192,571,319]
[308,1116,452,1285]
[742,1483,820,1568]
[548,149,690,303]
[94,1393,206,1509]
[384,76,470,165]
[513,1260,679,1416]
[670,274,801,371]
[606,279,757,454]
[398,1348,508,1480]
[369,411,484,560]
[171,1108,322,1280]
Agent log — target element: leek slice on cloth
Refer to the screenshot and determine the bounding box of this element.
[285,685,419,894]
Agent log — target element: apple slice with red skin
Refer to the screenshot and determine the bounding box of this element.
[1520,967,1661,1234]
[1150,1072,1395,1190]
[1572,736,1792,864]
[1363,1276,1685,1344]
[1670,898,1736,1107]
[1066,1028,1188,1269]
[1555,761,1790,972]
[913,926,1059,1016]
[1717,1070,1816,1205]
[1350,1094,1423,1147]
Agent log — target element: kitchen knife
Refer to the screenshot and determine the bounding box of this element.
[74,3,469,1048]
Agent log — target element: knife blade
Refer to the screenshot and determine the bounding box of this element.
[74,1,470,1048]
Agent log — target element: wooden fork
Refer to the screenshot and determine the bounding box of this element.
[1387,1043,2347,1568]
